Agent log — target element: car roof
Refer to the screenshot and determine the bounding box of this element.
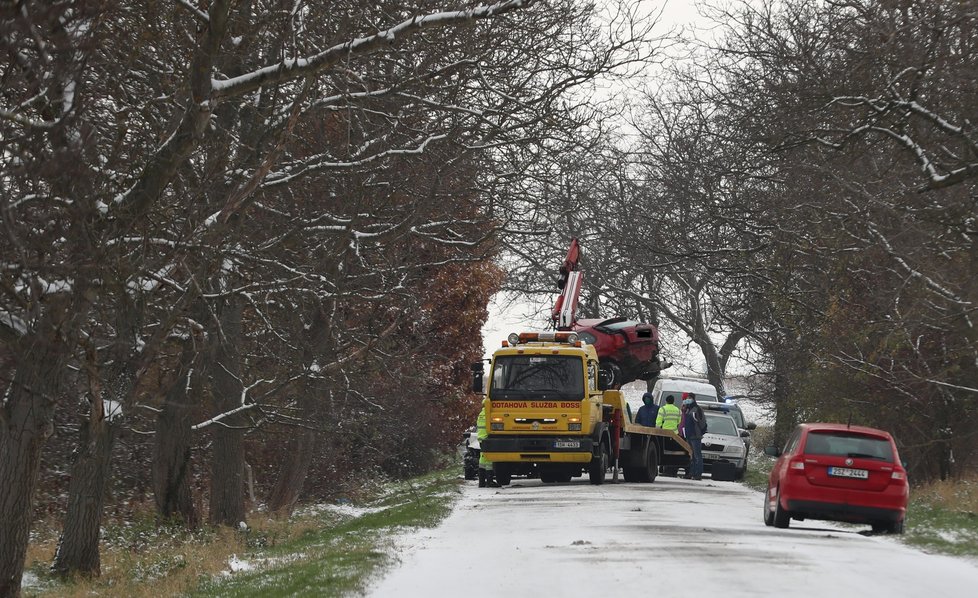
[799,422,893,439]
[698,401,743,411]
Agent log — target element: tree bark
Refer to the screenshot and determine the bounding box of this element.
[0,292,82,598]
[51,413,116,577]
[0,360,57,598]
[152,357,201,529]
[207,297,247,527]
[267,423,316,516]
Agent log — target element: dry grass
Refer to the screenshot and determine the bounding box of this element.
[912,473,978,514]
[23,507,335,598]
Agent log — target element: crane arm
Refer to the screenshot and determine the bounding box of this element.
[551,238,583,330]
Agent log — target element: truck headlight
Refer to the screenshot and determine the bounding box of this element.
[725,444,745,455]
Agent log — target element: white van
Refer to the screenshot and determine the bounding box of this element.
[651,377,720,407]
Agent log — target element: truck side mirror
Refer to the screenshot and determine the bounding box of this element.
[471,362,484,394]
[747,422,757,430]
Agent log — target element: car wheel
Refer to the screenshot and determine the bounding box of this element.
[872,520,904,535]
[773,487,790,528]
[589,444,608,485]
[763,488,775,526]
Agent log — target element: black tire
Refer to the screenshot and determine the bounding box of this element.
[557,473,573,483]
[589,444,608,485]
[493,464,512,486]
[640,442,658,483]
[773,487,790,528]
[540,473,556,483]
[872,520,904,534]
[622,468,639,482]
[763,488,775,527]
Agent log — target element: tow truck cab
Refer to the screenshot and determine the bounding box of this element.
[473,331,615,483]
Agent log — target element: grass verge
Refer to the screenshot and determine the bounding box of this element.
[23,468,462,598]
[902,476,978,557]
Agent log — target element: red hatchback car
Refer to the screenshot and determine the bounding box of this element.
[764,423,908,533]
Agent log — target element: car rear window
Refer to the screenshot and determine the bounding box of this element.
[803,431,894,462]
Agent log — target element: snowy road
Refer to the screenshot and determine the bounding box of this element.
[368,475,978,597]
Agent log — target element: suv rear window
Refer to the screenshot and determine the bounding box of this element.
[803,431,894,462]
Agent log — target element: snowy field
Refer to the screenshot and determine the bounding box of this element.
[368,475,978,597]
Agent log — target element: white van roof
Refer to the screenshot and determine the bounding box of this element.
[655,378,719,398]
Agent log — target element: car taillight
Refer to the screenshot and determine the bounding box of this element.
[789,460,805,471]
[891,471,906,480]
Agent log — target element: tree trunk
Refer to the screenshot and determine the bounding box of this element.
[152,370,201,529]
[51,414,116,577]
[207,297,247,527]
[267,424,316,516]
[0,292,81,598]
[0,360,57,598]
[208,416,246,526]
[52,291,140,577]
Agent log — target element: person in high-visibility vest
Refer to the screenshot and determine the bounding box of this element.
[656,394,681,431]
[476,404,495,487]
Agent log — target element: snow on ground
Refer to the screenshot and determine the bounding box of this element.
[20,571,39,591]
[367,475,978,598]
[294,501,387,520]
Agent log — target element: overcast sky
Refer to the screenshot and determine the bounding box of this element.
[480,0,712,366]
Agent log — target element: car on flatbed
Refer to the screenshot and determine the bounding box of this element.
[763,423,908,534]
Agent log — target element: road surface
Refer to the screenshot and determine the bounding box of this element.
[368,474,978,597]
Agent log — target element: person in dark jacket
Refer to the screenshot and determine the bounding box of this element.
[682,396,706,480]
[635,392,659,427]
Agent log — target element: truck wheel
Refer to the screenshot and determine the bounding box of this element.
[622,467,638,482]
[589,444,608,485]
[540,472,556,483]
[557,473,572,483]
[641,443,658,483]
[493,464,512,486]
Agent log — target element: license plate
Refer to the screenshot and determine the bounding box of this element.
[554,441,580,449]
[828,467,869,479]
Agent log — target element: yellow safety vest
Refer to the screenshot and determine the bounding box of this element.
[477,406,491,466]
[656,403,681,432]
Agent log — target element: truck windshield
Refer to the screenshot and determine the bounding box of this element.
[490,355,585,400]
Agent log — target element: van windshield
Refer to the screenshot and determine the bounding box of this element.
[490,355,584,400]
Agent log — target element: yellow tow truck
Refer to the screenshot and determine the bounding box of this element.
[472,331,691,485]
